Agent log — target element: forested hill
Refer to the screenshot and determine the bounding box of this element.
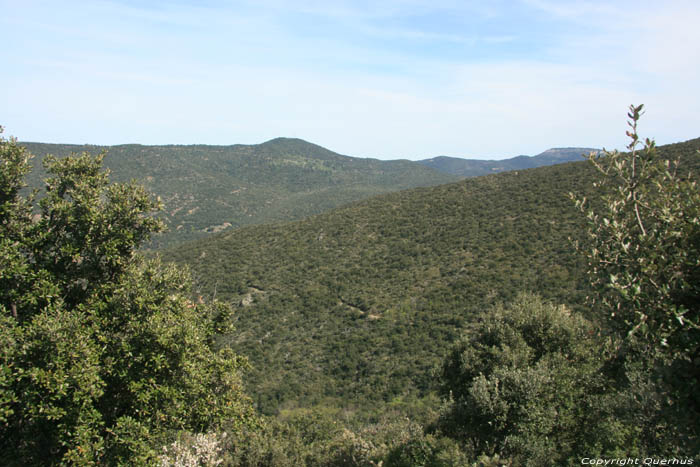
[163,162,593,415]
[418,147,599,177]
[162,136,700,416]
[21,138,458,248]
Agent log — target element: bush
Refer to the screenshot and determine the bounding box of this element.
[572,105,700,454]
[437,293,604,465]
[572,104,700,361]
[0,131,258,464]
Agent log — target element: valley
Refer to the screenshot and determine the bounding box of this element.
[162,137,700,417]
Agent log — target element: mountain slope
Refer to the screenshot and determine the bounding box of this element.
[163,137,700,415]
[21,138,458,248]
[164,164,590,414]
[165,139,700,412]
[419,147,599,177]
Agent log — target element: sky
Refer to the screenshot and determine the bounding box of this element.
[1,0,699,160]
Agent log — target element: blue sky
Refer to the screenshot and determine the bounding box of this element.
[2,0,699,160]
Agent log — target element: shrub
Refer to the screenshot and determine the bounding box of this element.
[437,293,603,465]
[571,105,700,453]
[0,131,258,464]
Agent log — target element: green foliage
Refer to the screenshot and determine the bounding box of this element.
[163,156,605,415]
[154,403,467,466]
[436,293,606,465]
[222,411,339,466]
[573,105,700,355]
[22,138,458,248]
[431,111,700,464]
[162,135,700,419]
[384,432,464,467]
[572,105,700,453]
[0,134,257,464]
[0,128,37,323]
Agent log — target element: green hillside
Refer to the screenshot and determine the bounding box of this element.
[21,138,457,248]
[6,127,699,463]
[419,147,599,177]
[163,137,700,417]
[164,165,589,415]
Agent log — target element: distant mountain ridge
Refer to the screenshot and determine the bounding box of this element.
[418,147,599,177]
[20,138,600,248]
[20,137,458,248]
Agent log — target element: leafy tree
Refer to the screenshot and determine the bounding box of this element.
[572,104,700,452]
[436,293,607,465]
[0,129,257,465]
[572,104,700,359]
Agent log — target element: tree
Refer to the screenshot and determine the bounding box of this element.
[572,104,700,359]
[436,293,608,465]
[0,129,258,465]
[571,105,700,453]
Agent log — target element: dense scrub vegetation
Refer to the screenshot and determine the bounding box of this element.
[3,106,699,464]
[163,159,593,414]
[21,138,457,248]
[163,139,698,415]
[162,111,699,462]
